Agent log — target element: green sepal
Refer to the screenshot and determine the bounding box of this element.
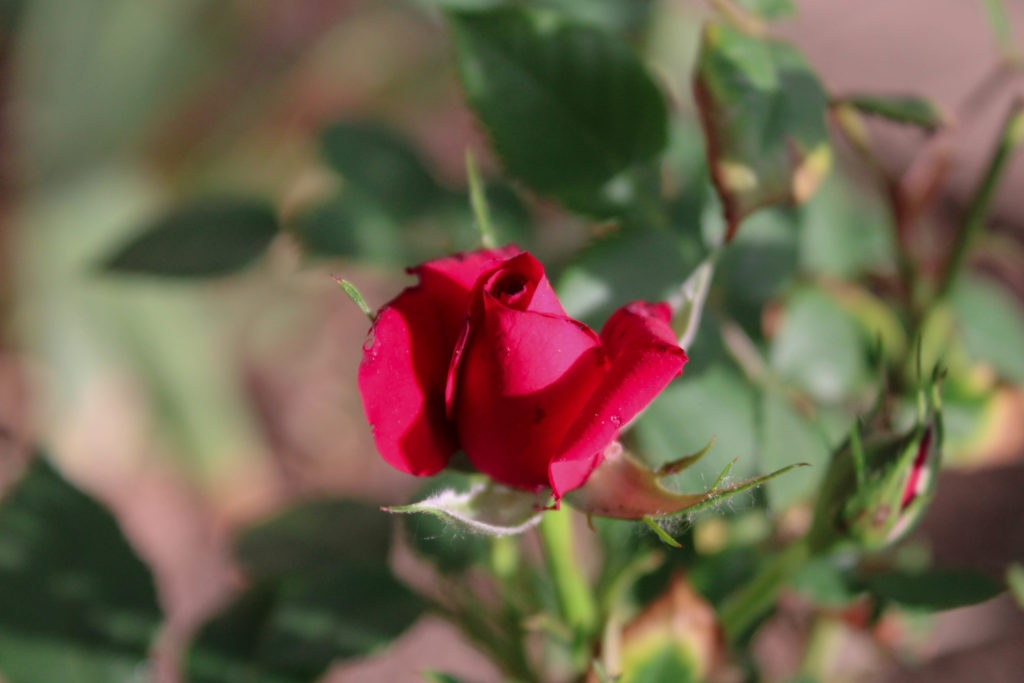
[566,442,806,520]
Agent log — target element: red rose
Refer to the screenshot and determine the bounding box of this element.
[358,247,687,499]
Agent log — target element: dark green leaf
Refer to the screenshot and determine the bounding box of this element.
[694,22,831,238]
[840,94,945,131]
[685,546,759,607]
[403,473,489,572]
[448,6,669,218]
[951,275,1024,383]
[320,121,448,221]
[291,197,402,263]
[0,457,162,683]
[769,288,871,403]
[421,0,656,33]
[235,500,392,581]
[185,567,424,683]
[866,568,1004,611]
[104,197,279,277]
[187,499,424,682]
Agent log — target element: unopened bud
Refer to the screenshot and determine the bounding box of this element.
[810,414,943,552]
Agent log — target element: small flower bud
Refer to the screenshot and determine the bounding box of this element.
[810,412,943,552]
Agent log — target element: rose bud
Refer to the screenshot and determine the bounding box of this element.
[358,247,687,500]
[808,410,943,552]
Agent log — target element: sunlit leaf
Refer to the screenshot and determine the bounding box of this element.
[797,173,896,279]
[694,22,831,239]
[770,288,871,403]
[617,574,722,683]
[403,473,490,572]
[104,197,279,277]
[839,94,945,132]
[759,390,831,510]
[556,228,700,329]
[422,672,473,683]
[635,364,759,486]
[0,457,162,683]
[788,555,862,607]
[951,275,1024,384]
[734,0,797,20]
[386,479,546,536]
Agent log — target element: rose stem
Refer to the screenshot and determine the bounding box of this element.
[537,506,598,666]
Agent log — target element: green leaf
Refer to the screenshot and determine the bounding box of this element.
[185,568,424,683]
[403,473,489,572]
[320,121,448,221]
[770,287,871,403]
[386,479,545,536]
[556,227,700,329]
[104,197,279,277]
[797,173,896,278]
[635,364,759,487]
[1007,563,1024,609]
[866,568,1004,611]
[759,390,831,509]
[422,672,473,683]
[448,6,669,219]
[540,0,656,32]
[694,22,831,239]
[788,555,861,607]
[979,0,1018,58]
[734,0,797,20]
[0,457,162,683]
[291,197,401,263]
[951,275,1024,383]
[422,0,657,34]
[717,207,798,329]
[840,94,946,132]
[186,499,424,682]
[234,500,392,581]
[620,643,700,683]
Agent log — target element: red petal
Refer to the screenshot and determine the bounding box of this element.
[445,252,568,414]
[358,247,518,476]
[551,302,687,497]
[450,256,608,490]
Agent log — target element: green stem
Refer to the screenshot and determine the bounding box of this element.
[538,508,598,654]
[937,98,1024,298]
[718,538,811,641]
[465,149,497,248]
